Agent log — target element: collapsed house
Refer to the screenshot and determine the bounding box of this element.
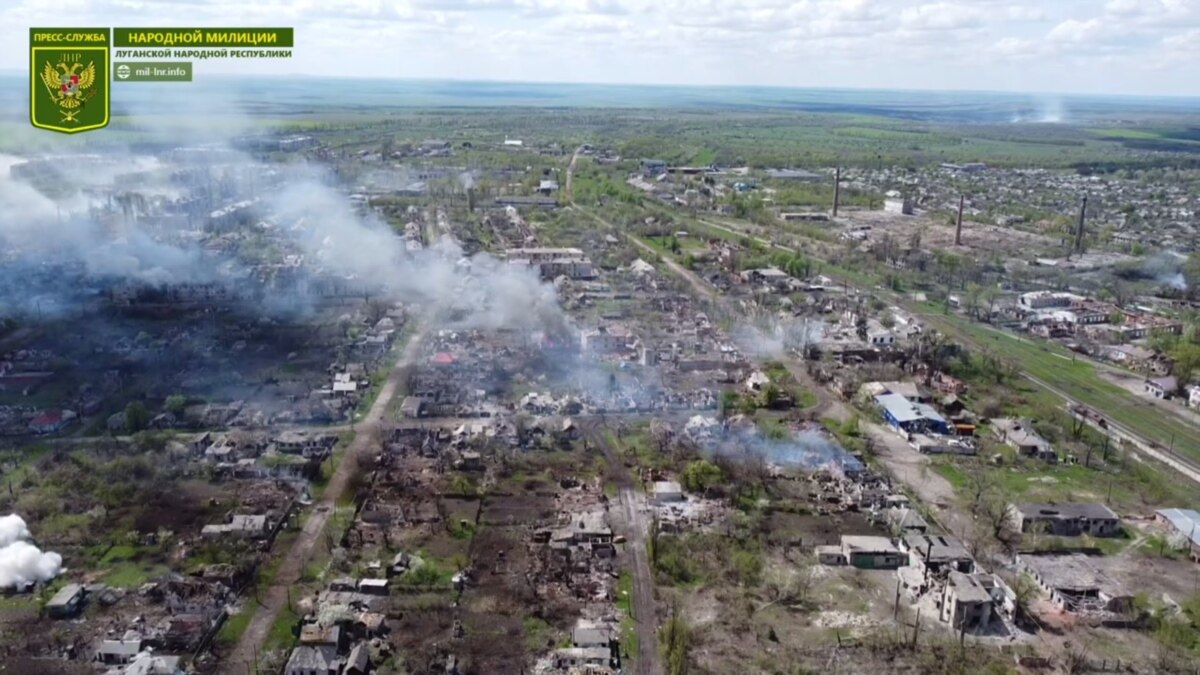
[1017,553,1135,616]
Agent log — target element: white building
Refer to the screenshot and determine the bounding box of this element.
[651,481,684,504]
[883,190,914,215]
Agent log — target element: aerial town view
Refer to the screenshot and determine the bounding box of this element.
[1,2,1200,674]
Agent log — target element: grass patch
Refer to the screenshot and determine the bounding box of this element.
[103,561,169,588]
[264,603,300,651]
[523,616,556,652]
[216,609,253,648]
[615,570,639,664]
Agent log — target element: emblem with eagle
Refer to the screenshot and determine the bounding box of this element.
[40,61,96,122]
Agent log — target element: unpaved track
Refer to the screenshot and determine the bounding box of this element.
[225,327,427,672]
[591,425,662,675]
[620,484,660,675]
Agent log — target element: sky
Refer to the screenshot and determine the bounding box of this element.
[1,0,1199,97]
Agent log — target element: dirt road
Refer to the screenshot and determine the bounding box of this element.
[566,146,582,203]
[864,421,973,535]
[589,425,662,675]
[225,326,427,672]
[619,484,661,675]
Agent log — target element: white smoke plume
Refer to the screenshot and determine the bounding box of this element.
[0,514,63,589]
[735,314,825,359]
[1140,250,1188,291]
[263,166,569,333]
[0,147,569,333]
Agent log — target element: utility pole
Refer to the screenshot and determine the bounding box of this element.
[911,607,921,649]
[1074,195,1088,256]
[955,194,964,246]
[832,166,841,218]
[893,578,901,619]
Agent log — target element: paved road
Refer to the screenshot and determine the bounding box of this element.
[225,326,427,672]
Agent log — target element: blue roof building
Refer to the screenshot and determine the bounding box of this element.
[875,393,949,435]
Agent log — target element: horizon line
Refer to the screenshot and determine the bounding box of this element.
[0,70,1198,101]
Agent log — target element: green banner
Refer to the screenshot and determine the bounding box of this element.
[30,28,109,46]
[113,27,293,47]
[29,28,110,133]
[114,61,192,82]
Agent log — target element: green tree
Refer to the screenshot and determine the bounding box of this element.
[719,391,739,419]
[164,394,186,414]
[731,547,764,587]
[660,604,691,675]
[124,402,150,433]
[681,459,724,494]
[759,382,786,409]
[1171,341,1200,390]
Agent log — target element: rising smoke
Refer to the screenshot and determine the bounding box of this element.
[1010,96,1067,124]
[0,124,569,334]
[734,314,825,359]
[0,514,63,589]
[706,423,863,474]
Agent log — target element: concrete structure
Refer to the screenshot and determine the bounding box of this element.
[1009,502,1121,537]
[816,545,846,565]
[640,159,667,176]
[1017,553,1134,614]
[493,195,557,208]
[554,647,614,670]
[506,247,596,280]
[939,572,994,631]
[1154,508,1200,561]
[865,320,895,346]
[284,645,339,675]
[1188,385,1200,410]
[1018,291,1073,310]
[901,534,975,577]
[201,514,271,539]
[1145,376,1178,399]
[121,651,184,675]
[991,418,1055,462]
[651,481,684,504]
[883,190,914,215]
[96,639,144,665]
[764,168,822,181]
[910,433,976,456]
[884,508,929,535]
[739,267,793,288]
[47,583,84,619]
[840,535,907,569]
